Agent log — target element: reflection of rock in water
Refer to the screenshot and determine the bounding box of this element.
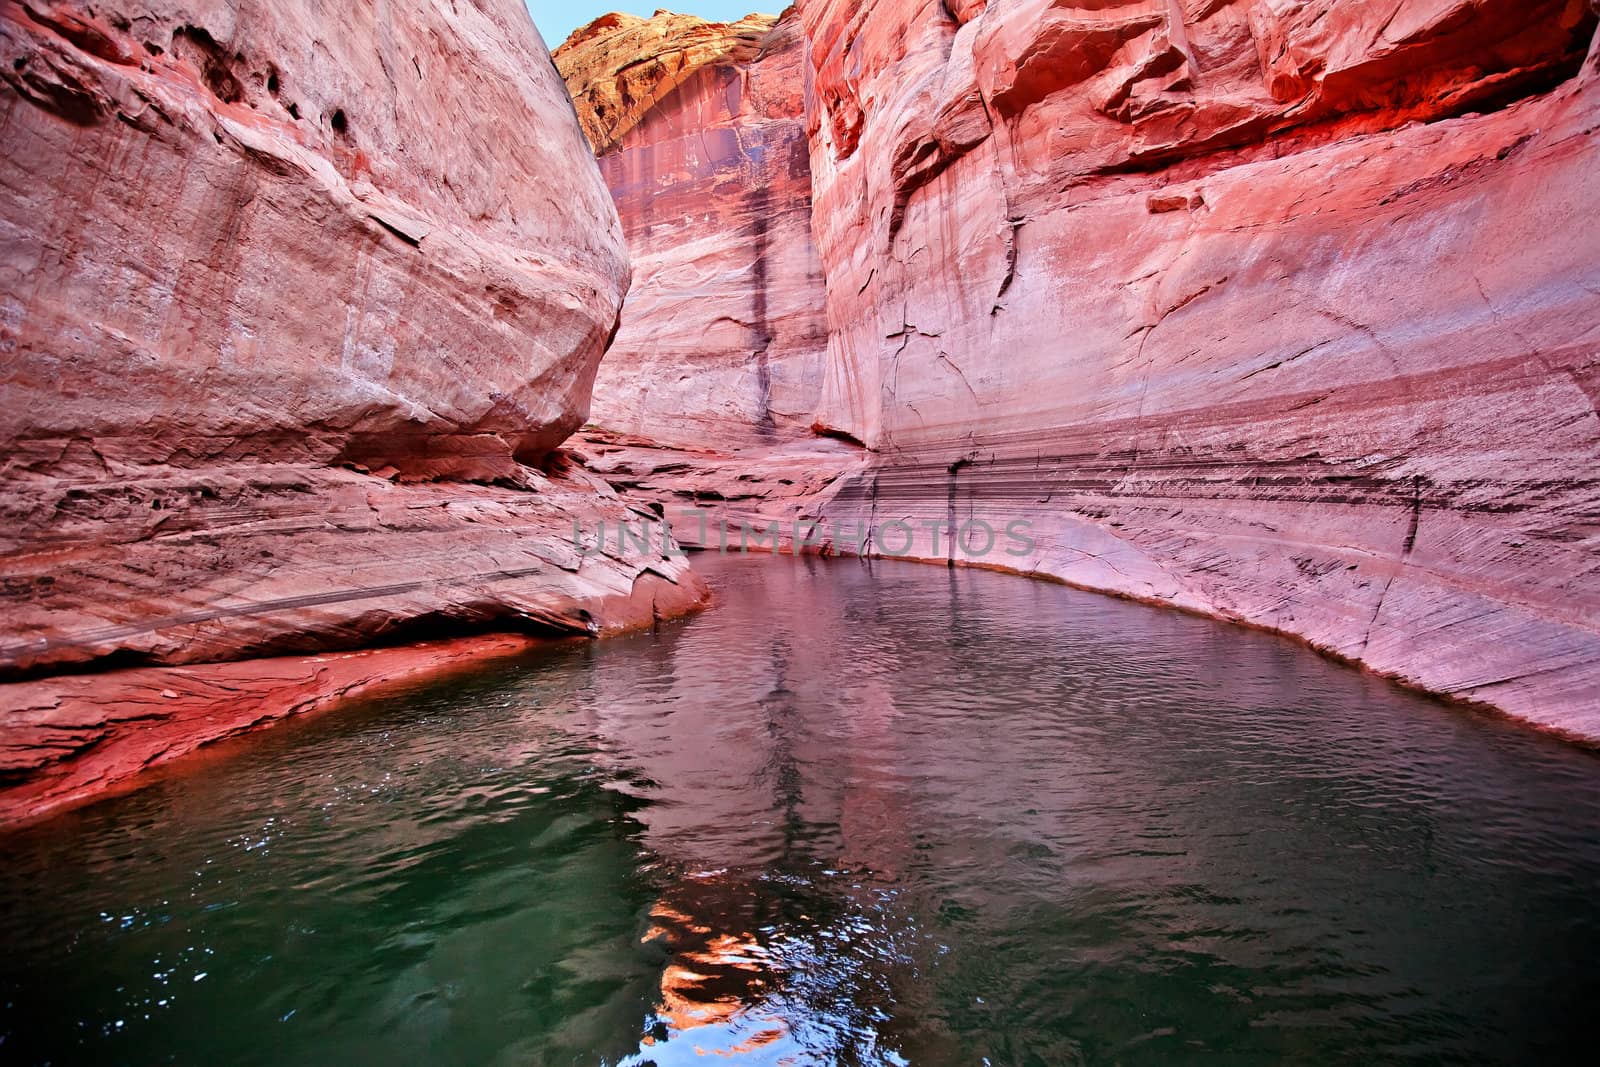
[617,643,928,1060]
[7,556,1600,1061]
[573,555,918,873]
[583,561,957,1059]
[624,868,930,1063]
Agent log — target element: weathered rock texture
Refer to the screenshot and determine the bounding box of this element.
[0,0,708,815]
[0,633,550,825]
[0,0,709,668]
[555,10,830,448]
[575,1,1600,741]
[784,0,1600,738]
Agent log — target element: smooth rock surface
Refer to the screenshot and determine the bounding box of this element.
[581,0,1600,740]
[556,9,830,447]
[0,0,707,682]
[787,0,1600,738]
[0,0,709,816]
[0,633,552,825]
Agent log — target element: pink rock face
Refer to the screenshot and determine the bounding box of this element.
[0,2,708,675]
[556,11,830,448]
[786,0,1600,737]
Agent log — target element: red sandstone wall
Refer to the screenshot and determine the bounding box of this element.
[0,0,707,677]
[790,0,1600,736]
[557,10,830,448]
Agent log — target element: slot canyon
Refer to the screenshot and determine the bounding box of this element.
[1,0,1598,1062]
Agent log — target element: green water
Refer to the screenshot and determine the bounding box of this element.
[3,555,1599,1065]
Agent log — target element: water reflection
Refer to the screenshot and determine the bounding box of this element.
[578,556,1600,1063]
[2,555,1599,1065]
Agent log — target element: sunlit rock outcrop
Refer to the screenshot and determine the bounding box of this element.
[556,8,829,447]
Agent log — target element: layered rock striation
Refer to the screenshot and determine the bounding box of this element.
[568,1,1600,740]
[0,633,551,825]
[555,9,830,448]
[794,0,1600,738]
[0,0,707,816]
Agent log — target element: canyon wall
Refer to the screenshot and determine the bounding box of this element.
[0,0,707,815]
[556,9,829,448]
[791,0,1600,737]
[565,1,1600,740]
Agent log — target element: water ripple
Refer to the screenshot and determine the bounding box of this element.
[3,555,1599,1065]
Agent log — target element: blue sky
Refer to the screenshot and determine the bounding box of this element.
[525,2,776,50]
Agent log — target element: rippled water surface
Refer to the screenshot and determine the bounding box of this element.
[4,555,1600,1065]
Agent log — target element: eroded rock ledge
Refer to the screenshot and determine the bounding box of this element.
[0,0,709,821]
[1,634,544,826]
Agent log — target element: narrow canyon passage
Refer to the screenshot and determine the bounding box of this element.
[2,0,1599,1060]
[556,0,1600,740]
[4,556,1598,1064]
